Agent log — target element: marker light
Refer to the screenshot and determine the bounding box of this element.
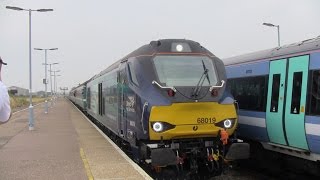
[152,122,164,132]
[167,89,175,97]
[211,89,218,97]
[176,44,183,52]
[224,119,232,129]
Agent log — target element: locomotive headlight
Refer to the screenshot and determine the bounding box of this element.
[171,42,191,52]
[216,118,235,129]
[152,122,164,132]
[151,121,176,133]
[224,119,232,128]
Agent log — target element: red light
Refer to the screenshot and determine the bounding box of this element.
[211,89,218,97]
[168,89,175,97]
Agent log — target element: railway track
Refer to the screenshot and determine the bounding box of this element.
[214,143,320,180]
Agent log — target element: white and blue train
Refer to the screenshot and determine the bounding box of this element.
[224,36,320,164]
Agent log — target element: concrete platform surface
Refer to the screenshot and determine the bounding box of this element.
[0,98,152,180]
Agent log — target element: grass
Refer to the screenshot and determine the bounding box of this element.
[10,95,46,111]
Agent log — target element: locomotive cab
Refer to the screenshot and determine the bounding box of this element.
[122,40,250,175]
[78,39,249,178]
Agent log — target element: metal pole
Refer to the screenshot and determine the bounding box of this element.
[53,71,56,95]
[55,75,60,96]
[49,64,53,96]
[55,76,58,95]
[277,25,280,47]
[44,50,48,114]
[28,9,34,131]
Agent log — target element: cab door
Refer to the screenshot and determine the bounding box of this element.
[266,55,309,150]
[118,63,127,138]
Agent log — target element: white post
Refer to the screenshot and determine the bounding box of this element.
[44,50,48,113]
[28,9,34,131]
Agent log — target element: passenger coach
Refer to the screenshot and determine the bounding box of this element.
[69,81,87,111]
[224,36,320,162]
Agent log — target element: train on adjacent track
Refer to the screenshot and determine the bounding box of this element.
[224,36,320,172]
[69,39,249,178]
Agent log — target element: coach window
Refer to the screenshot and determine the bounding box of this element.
[127,62,139,86]
[270,74,280,112]
[228,76,268,112]
[291,72,303,114]
[307,70,320,116]
[82,88,86,99]
[98,83,103,115]
[87,87,91,109]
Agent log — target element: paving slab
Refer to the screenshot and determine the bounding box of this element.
[0,99,87,180]
[68,99,151,180]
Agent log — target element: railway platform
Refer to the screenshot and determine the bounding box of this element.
[0,98,152,180]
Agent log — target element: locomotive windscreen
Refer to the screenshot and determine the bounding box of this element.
[153,56,218,86]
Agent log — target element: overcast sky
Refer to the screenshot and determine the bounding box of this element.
[0,0,319,92]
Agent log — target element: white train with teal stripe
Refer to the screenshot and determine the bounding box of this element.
[224,36,320,166]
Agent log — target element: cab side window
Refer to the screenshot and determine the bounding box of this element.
[127,62,139,86]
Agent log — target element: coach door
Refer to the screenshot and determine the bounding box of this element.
[266,56,309,150]
[266,59,287,145]
[284,56,309,149]
[118,63,127,138]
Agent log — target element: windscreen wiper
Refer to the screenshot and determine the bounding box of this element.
[202,60,210,84]
[192,60,209,98]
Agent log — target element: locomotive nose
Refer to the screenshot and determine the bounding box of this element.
[148,102,237,140]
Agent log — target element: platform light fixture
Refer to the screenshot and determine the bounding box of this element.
[34,48,58,114]
[6,5,54,131]
[47,62,59,97]
[263,22,280,47]
[49,70,60,96]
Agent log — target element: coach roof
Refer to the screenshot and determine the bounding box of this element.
[223,35,320,66]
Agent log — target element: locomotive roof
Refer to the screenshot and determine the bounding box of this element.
[92,39,216,79]
[70,79,90,91]
[223,35,320,66]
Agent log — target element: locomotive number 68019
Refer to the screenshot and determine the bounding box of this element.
[197,117,216,124]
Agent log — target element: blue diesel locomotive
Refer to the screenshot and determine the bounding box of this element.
[70,39,249,177]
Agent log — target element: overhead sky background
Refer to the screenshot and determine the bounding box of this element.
[0,0,319,92]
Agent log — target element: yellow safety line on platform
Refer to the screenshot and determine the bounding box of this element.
[80,148,94,180]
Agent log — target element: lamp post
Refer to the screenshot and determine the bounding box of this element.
[55,74,61,96]
[47,62,59,97]
[6,6,53,131]
[263,22,280,47]
[34,48,58,114]
[49,70,60,96]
